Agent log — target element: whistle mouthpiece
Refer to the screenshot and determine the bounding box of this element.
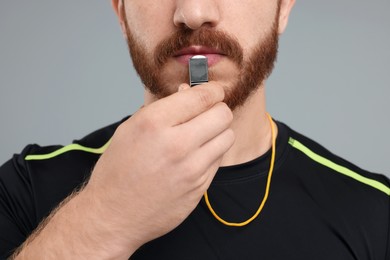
[189,55,208,87]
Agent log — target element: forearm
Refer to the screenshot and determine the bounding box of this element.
[11,188,137,260]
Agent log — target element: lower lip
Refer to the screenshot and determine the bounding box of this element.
[174,54,224,67]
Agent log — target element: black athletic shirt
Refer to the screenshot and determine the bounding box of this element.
[0,118,389,259]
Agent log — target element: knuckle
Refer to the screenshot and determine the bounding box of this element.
[183,164,205,186]
[196,88,214,108]
[191,162,204,177]
[114,122,130,140]
[209,82,225,101]
[194,171,209,188]
[222,128,235,150]
[135,113,161,133]
[228,128,235,139]
[224,128,236,146]
[165,138,189,161]
[218,103,233,123]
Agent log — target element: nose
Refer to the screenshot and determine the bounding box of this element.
[173,0,220,30]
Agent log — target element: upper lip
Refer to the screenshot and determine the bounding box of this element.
[173,46,224,57]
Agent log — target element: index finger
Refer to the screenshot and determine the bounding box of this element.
[149,81,225,126]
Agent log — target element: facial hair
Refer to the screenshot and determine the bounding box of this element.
[121,4,279,110]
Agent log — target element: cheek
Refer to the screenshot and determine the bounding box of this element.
[221,0,278,52]
[124,2,174,55]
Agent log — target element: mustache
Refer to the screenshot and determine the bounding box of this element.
[154,27,244,68]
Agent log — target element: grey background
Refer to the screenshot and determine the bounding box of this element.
[0,1,388,176]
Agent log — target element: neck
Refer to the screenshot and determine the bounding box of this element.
[220,85,276,166]
[143,84,276,167]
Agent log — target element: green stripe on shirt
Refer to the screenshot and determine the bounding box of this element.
[288,137,390,196]
[25,139,111,161]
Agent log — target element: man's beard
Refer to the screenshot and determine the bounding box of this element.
[121,7,279,110]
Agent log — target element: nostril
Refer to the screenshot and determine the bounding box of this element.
[173,10,185,28]
[173,1,220,30]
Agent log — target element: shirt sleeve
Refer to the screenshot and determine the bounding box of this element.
[0,150,37,259]
[386,191,390,260]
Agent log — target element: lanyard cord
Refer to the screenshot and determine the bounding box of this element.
[204,113,276,227]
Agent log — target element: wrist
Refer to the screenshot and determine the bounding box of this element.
[76,186,141,258]
[17,187,140,259]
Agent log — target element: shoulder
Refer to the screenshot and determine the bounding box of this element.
[277,122,390,259]
[0,117,125,225]
[283,123,390,198]
[280,122,390,237]
[0,117,127,257]
[277,121,390,233]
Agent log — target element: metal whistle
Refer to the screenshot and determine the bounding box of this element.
[189,55,208,87]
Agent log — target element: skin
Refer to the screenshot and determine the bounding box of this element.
[13,0,295,259]
[114,0,294,166]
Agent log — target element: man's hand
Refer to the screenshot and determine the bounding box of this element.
[83,82,234,255]
[14,82,234,260]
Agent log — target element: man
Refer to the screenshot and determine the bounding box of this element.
[0,0,389,259]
